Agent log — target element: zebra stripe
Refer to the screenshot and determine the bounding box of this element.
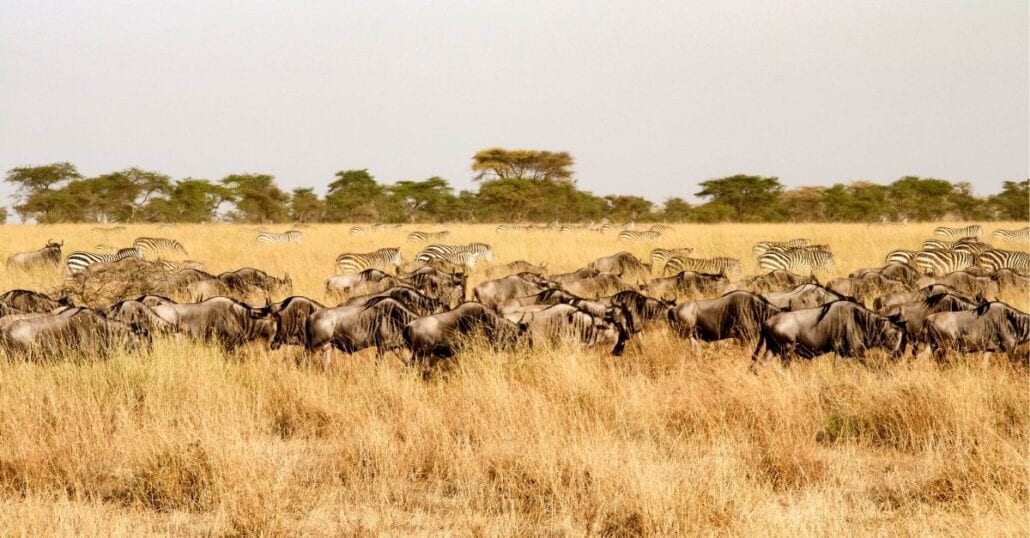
[335,248,404,274]
[752,239,812,255]
[407,230,450,242]
[664,256,742,277]
[256,230,303,244]
[933,225,982,239]
[758,249,836,275]
[545,220,561,231]
[885,249,918,265]
[598,224,614,234]
[992,227,1030,242]
[132,236,188,256]
[912,250,975,276]
[618,230,662,241]
[649,248,694,268]
[415,243,493,266]
[66,247,144,274]
[921,239,961,251]
[978,249,1030,273]
[952,240,993,256]
[349,226,368,235]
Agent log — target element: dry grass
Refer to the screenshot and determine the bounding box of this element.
[0,222,1027,535]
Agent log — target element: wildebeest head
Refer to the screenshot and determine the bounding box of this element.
[259,296,324,350]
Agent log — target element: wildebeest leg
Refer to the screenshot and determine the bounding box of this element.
[321,345,333,371]
[689,337,701,355]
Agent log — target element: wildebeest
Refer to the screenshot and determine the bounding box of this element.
[217,267,292,295]
[640,271,729,300]
[992,268,1030,294]
[586,252,652,283]
[826,272,908,303]
[402,302,528,366]
[762,284,849,311]
[341,286,446,316]
[0,308,145,359]
[147,297,274,351]
[752,301,906,363]
[473,275,551,310]
[485,260,547,278]
[6,240,63,269]
[253,296,326,349]
[104,299,178,336]
[0,289,71,314]
[596,290,672,332]
[560,272,632,298]
[497,288,595,316]
[505,303,630,355]
[880,292,980,355]
[915,272,999,299]
[924,302,1029,361]
[326,269,396,298]
[403,270,466,307]
[306,297,423,366]
[873,284,979,311]
[668,291,782,348]
[849,263,921,287]
[733,270,817,293]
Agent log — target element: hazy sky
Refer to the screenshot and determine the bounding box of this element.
[1,0,1026,206]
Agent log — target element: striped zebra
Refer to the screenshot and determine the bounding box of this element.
[752,239,811,255]
[407,230,450,242]
[621,221,636,230]
[992,227,1030,242]
[664,256,742,277]
[885,249,918,265]
[921,239,960,251]
[256,230,303,244]
[335,247,404,274]
[545,220,561,231]
[132,236,188,256]
[912,250,975,276]
[978,249,1030,273]
[415,243,494,268]
[349,226,369,236]
[496,224,530,233]
[649,248,694,269]
[649,224,673,233]
[156,259,205,272]
[952,240,993,257]
[598,224,615,234]
[758,249,836,275]
[618,230,662,241]
[933,225,982,239]
[66,247,144,274]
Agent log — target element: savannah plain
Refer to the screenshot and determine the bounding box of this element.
[0,222,1026,536]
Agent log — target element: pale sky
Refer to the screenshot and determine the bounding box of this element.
[1,0,1026,206]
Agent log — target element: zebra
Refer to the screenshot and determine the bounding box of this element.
[66,247,144,274]
[649,248,694,270]
[752,239,812,255]
[912,250,975,276]
[992,227,1030,242]
[618,230,662,241]
[977,249,1030,273]
[664,256,742,277]
[598,224,615,234]
[407,230,450,242]
[496,224,529,233]
[415,243,493,267]
[933,225,982,239]
[622,221,636,230]
[758,249,836,275]
[256,230,303,244]
[156,259,205,273]
[545,219,561,231]
[91,226,127,232]
[885,249,918,266]
[921,239,960,251]
[952,240,993,257]
[132,236,188,256]
[335,248,404,274]
[649,224,673,233]
[349,226,369,235]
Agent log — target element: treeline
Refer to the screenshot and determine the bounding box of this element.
[2,150,1027,224]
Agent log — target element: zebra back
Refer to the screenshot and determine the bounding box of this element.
[256,230,303,244]
[933,225,982,239]
[133,236,188,255]
[618,230,661,241]
[913,250,975,276]
[978,249,1030,273]
[757,249,835,275]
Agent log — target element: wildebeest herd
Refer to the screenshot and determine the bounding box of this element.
[1,224,1028,369]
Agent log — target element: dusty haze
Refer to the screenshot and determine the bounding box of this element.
[1,1,1026,205]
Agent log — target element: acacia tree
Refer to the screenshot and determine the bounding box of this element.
[471,148,575,183]
[289,188,325,223]
[4,162,82,222]
[221,174,289,223]
[695,175,783,221]
[324,169,385,222]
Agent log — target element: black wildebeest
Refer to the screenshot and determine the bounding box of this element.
[752,301,906,363]
[402,302,529,367]
[668,291,782,349]
[924,302,1029,362]
[6,240,63,269]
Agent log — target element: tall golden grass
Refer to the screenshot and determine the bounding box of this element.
[0,223,1026,535]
